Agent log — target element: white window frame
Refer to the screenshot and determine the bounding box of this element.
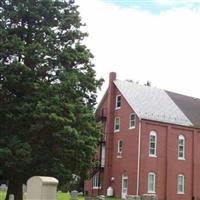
[114,117,120,132]
[92,175,100,189]
[129,113,135,129]
[115,95,121,109]
[149,131,157,157]
[178,135,185,160]
[148,172,156,193]
[177,174,184,194]
[117,140,123,158]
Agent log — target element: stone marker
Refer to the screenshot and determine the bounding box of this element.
[98,195,105,200]
[27,176,59,200]
[9,194,14,200]
[70,190,78,200]
[0,184,7,191]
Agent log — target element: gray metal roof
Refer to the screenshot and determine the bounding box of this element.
[114,80,193,127]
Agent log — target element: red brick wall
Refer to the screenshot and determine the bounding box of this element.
[111,90,139,197]
[84,73,200,200]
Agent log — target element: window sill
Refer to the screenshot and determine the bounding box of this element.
[147,191,156,194]
[177,192,184,195]
[114,130,120,133]
[117,155,122,159]
[149,154,157,158]
[129,126,135,130]
[115,107,121,110]
[93,187,101,190]
[178,157,185,160]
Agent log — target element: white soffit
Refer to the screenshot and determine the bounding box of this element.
[114,80,193,127]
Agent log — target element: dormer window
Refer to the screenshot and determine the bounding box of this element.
[115,95,121,109]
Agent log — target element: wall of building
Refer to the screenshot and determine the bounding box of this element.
[84,72,200,200]
[110,89,139,197]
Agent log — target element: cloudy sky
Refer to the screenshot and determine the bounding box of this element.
[76,0,200,102]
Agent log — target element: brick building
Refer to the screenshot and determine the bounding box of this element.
[84,72,200,200]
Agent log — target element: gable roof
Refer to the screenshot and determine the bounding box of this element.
[114,79,193,127]
[166,91,200,128]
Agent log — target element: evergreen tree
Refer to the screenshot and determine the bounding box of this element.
[0,1,103,199]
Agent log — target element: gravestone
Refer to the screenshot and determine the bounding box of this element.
[0,184,7,191]
[98,195,105,200]
[70,190,78,200]
[27,176,58,200]
[9,194,14,200]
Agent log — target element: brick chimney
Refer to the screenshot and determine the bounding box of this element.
[103,72,116,194]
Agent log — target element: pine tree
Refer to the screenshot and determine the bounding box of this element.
[0,1,103,199]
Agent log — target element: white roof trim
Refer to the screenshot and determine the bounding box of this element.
[114,80,193,127]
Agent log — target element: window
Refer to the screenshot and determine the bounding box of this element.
[114,117,120,132]
[177,174,184,194]
[115,95,121,109]
[93,175,100,189]
[149,131,157,157]
[148,172,156,193]
[178,135,185,160]
[117,140,123,158]
[129,113,135,129]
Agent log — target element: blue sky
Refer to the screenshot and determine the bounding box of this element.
[102,0,200,14]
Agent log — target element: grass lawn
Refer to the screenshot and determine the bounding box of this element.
[57,191,84,200]
[0,191,89,200]
[0,191,121,200]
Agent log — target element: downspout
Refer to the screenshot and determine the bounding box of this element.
[136,120,142,195]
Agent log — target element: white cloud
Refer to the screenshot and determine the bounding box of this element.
[76,0,200,102]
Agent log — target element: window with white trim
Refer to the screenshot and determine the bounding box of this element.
[177,174,184,194]
[149,131,157,157]
[93,175,100,189]
[178,135,185,160]
[117,140,123,158]
[114,117,120,132]
[129,113,135,129]
[148,172,156,193]
[115,95,121,109]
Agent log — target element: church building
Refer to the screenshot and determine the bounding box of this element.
[84,72,200,200]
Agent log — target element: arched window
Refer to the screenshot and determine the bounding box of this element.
[129,113,135,129]
[149,131,157,157]
[148,172,156,193]
[177,174,184,194]
[178,135,185,160]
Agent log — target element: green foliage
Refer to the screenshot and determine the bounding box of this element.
[0,0,103,196]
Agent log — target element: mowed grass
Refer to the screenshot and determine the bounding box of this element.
[0,191,121,200]
[0,191,85,200]
[57,191,84,200]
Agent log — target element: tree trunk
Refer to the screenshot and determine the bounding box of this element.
[5,178,23,200]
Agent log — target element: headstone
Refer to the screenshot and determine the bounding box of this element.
[70,190,78,200]
[26,176,59,200]
[9,194,14,200]
[98,195,105,200]
[0,184,7,191]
